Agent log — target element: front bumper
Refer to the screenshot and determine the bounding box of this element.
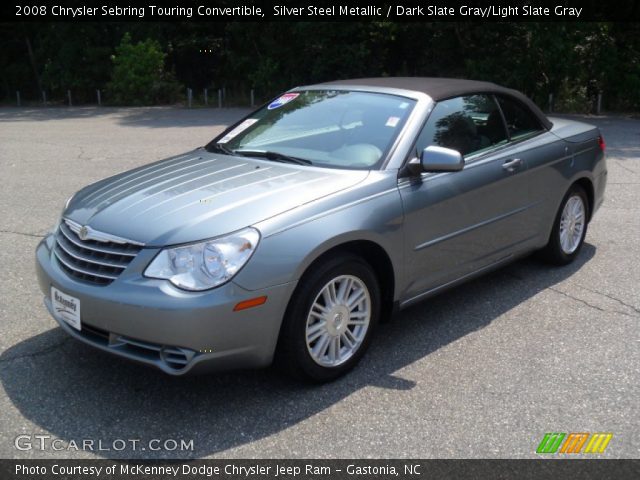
[35,234,296,375]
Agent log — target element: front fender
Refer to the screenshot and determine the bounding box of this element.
[233,181,404,297]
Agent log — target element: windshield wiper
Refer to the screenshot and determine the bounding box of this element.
[208,143,234,156]
[233,149,312,166]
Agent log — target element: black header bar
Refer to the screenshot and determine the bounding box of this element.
[2,459,640,480]
[2,0,640,22]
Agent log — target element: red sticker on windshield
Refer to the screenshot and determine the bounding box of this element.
[268,93,299,110]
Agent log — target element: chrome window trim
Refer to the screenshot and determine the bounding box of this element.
[397,92,549,175]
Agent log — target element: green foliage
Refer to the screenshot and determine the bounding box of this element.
[1,22,639,111]
[39,24,114,98]
[107,33,182,105]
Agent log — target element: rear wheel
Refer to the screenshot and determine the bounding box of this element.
[540,184,589,265]
[276,255,380,382]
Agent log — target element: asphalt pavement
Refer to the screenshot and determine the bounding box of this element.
[0,107,638,459]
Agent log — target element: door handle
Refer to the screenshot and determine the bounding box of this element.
[502,158,522,171]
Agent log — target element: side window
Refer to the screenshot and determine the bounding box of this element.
[496,95,543,140]
[415,95,508,159]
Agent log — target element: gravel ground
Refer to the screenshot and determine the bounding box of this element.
[0,107,638,459]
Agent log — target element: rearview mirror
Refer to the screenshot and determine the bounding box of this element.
[408,146,464,174]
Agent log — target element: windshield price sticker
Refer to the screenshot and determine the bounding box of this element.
[218,119,259,143]
[386,116,400,127]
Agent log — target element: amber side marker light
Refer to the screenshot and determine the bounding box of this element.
[233,296,268,311]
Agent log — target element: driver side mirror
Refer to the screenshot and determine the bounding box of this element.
[407,146,464,174]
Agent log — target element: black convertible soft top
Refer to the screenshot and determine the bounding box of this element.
[319,77,552,130]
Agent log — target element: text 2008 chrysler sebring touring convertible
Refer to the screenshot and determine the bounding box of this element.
[36,78,607,382]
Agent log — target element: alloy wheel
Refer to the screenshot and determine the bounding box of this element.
[305,275,371,367]
[559,195,586,254]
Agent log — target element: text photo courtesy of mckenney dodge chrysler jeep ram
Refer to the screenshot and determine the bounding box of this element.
[36,77,607,382]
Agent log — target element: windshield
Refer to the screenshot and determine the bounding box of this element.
[206,90,416,170]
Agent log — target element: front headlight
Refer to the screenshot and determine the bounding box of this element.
[144,227,260,291]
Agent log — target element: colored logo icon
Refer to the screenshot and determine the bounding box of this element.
[537,432,613,454]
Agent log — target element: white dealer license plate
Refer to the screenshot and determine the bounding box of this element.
[51,286,81,331]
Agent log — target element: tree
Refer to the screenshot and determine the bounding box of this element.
[107,32,182,105]
[2,22,639,111]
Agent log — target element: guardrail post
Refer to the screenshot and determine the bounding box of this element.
[218,89,222,108]
[204,88,208,106]
[16,90,21,107]
[548,93,553,113]
[250,89,255,107]
[42,90,47,105]
[67,90,72,106]
[596,92,602,115]
[96,89,101,106]
[187,88,192,108]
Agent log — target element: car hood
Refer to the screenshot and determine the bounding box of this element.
[64,150,369,246]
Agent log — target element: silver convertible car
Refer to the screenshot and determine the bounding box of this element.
[36,78,607,381]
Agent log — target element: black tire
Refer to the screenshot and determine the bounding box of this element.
[275,254,380,383]
[540,184,589,265]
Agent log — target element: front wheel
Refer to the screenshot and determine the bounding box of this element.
[540,184,589,265]
[276,255,380,382]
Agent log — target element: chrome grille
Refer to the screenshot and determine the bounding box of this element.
[54,220,142,285]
